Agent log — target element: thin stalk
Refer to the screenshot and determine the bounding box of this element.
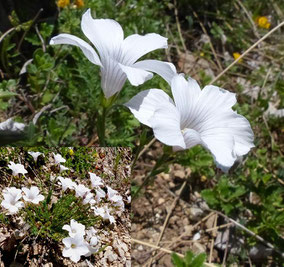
[97,106,107,146]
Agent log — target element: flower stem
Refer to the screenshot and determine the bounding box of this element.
[97,106,107,146]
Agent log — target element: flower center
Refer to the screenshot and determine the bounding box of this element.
[71,243,76,248]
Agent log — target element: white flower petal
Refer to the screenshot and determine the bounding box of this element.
[50,33,102,66]
[174,128,202,151]
[101,57,127,98]
[134,60,177,85]
[76,245,90,256]
[62,247,73,257]
[122,33,167,65]
[171,74,201,128]
[70,253,81,263]
[188,85,237,131]
[125,89,173,127]
[81,9,124,60]
[201,133,235,172]
[149,103,185,148]
[119,63,153,86]
[200,111,254,158]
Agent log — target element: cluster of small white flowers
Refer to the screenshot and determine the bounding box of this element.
[2,151,129,264]
[62,219,99,263]
[56,171,127,225]
[1,186,44,215]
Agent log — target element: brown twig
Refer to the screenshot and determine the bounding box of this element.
[132,238,217,267]
[173,0,187,53]
[209,213,217,263]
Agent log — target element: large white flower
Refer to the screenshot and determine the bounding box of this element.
[125,74,254,172]
[62,234,90,263]
[1,187,24,214]
[22,186,44,204]
[8,161,28,176]
[50,9,176,99]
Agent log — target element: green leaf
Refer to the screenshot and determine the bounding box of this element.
[190,253,207,267]
[171,253,185,267]
[0,90,17,99]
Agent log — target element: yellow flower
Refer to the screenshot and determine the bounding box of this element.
[200,52,205,57]
[201,175,207,182]
[256,16,271,29]
[69,149,74,156]
[75,0,84,8]
[233,52,242,62]
[57,0,70,8]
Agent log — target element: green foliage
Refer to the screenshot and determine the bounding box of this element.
[202,177,247,214]
[0,79,18,110]
[172,251,207,267]
[24,190,100,241]
[0,213,9,225]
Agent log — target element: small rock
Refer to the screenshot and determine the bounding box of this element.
[158,198,165,205]
[192,242,206,253]
[189,207,204,221]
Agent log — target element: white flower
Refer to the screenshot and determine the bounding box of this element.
[85,236,99,256]
[75,184,91,198]
[50,9,176,99]
[53,153,66,164]
[0,118,25,131]
[125,74,254,172]
[59,165,70,172]
[92,206,115,224]
[85,227,99,256]
[1,187,24,214]
[62,234,90,263]
[85,227,98,241]
[22,186,44,204]
[62,219,86,238]
[28,151,43,161]
[58,177,77,191]
[95,187,106,202]
[83,192,96,205]
[8,161,28,176]
[89,172,103,188]
[107,186,124,211]
[127,196,131,204]
[107,186,119,199]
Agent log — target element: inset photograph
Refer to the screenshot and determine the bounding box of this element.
[0,147,131,266]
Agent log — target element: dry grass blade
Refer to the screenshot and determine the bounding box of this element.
[132,238,217,267]
[210,20,284,85]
